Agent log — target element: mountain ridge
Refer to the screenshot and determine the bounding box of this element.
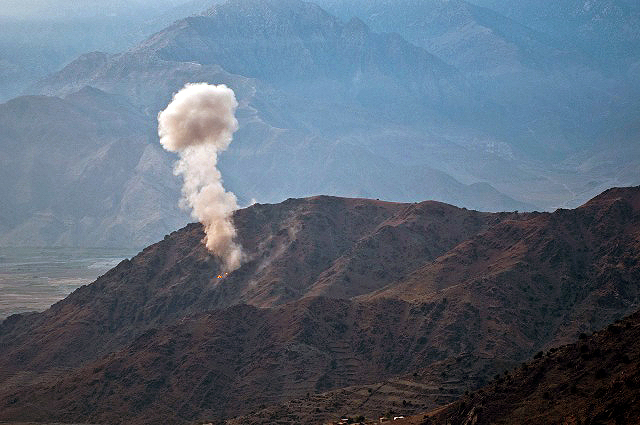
[1,186,639,424]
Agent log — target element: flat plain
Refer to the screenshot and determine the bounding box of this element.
[0,247,138,319]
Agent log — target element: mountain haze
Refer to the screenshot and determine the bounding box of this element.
[0,87,186,247]
[0,0,216,101]
[0,0,638,242]
[2,0,549,246]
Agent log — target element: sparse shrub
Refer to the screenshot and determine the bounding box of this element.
[534,351,543,359]
[579,333,588,340]
[543,391,550,400]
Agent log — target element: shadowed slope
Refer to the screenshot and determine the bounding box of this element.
[430,308,640,425]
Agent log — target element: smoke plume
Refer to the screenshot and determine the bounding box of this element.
[158,83,245,272]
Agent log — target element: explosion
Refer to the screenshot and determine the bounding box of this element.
[158,83,245,272]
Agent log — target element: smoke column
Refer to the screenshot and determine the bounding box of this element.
[158,83,245,272]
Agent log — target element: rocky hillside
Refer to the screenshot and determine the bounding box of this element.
[0,186,639,424]
[429,307,640,425]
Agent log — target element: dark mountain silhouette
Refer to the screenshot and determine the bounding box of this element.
[0,186,639,424]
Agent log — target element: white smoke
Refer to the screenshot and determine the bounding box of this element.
[158,83,245,272]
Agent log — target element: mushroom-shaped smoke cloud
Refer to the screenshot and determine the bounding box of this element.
[158,83,245,272]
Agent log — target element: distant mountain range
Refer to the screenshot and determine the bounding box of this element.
[0,0,215,101]
[0,87,185,247]
[1,186,639,424]
[0,0,638,247]
[471,0,640,66]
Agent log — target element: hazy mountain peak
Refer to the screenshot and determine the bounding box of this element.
[131,0,452,86]
[206,0,337,24]
[343,16,369,33]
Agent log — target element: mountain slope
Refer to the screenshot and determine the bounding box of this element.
[19,0,640,225]
[430,308,640,425]
[146,0,454,90]
[316,0,579,74]
[2,0,635,251]
[36,0,459,111]
[0,187,639,424]
[0,197,501,375]
[374,187,640,347]
[469,0,640,67]
[0,87,187,247]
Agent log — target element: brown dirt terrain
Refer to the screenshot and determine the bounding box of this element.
[0,187,639,424]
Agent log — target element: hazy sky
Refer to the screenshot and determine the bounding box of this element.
[0,0,195,18]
